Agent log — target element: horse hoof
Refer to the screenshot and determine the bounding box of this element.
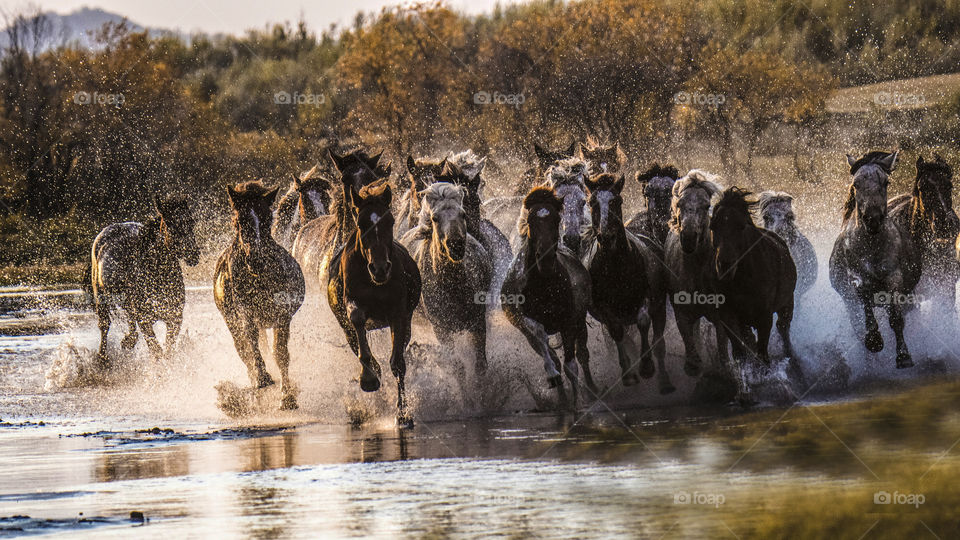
[359,372,381,392]
[896,353,914,369]
[864,330,884,353]
[256,373,275,389]
[638,360,655,379]
[659,383,676,395]
[280,395,298,410]
[397,415,415,429]
[547,375,563,389]
[683,360,702,377]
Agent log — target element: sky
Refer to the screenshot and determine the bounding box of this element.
[25,0,520,35]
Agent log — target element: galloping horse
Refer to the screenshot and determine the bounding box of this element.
[402,182,491,374]
[626,164,680,245]
[502,186,593,407]
[91,196,200,367]
[534,157,591,257]
[214,181,305,410]
[830,151,921,368]
[582,173,674,394]
[758,191,818,298]
[395,155,447,237]
[711,188,801,403]
[327,182,421,425]
[889,155,959,316]
[664,170,729,377]
[273,165,332,249]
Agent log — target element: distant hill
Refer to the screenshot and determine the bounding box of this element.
[0,7,175,51]
[826,72,960,114]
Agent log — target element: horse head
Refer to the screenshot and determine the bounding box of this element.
[421,182,468,264]
[671,169,724,254]
[446,150,487,219]
[544,157,590,256]
[637,164,680,239]
[758,191,798,242]
[330,149,390,206]
[710,187,759,281]
[520,186,564,273]
[844,151,898,235]
[404,155,447,193]
[227,181,279,258]
[585,172,626,243]
[352,181,396,285]
[915,154,958,240]
[154,195,200,266]
[533,142,579,173]
[293,165,332,223]
[579,136,626,175]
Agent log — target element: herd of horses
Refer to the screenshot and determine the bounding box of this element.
[85,139,960,425]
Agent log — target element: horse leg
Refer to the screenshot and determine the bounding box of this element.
[120,319,139,352]
[517,316,564,399]
[274,321,298,410]
[888,303,913,368]
[225,316,274,388]
[348,302,381,392]
[469,323,488,376]
[756,313,773,367]
[390,317,413,426]
[561,331,579,410]
[575,322,597,393]
[776,306,805,387]
[96,302,111,369]
[726,326,754,406]
[136,316,164,362]
[607,322,638,386]
[162,311,182,361]
[648,294,673,394]
[674,308,703,376]
[636,307,655,379]
[861,298,883,353]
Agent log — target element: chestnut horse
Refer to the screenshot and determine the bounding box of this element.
[214,181,305,410]
[327,182,422,426]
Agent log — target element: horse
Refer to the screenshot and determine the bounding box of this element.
[577,136,626,176]
[502,186,593,407]
[711,187,801,404]
[214,181,305,410]
[582,173,674,394]
[626,164,680,245]
[889,155,959,317]
[90,196,200,367]
[829,151,921,368]
[663,170,729,378]
[292,149,389,284]
[273,164,333,249]
[327,181,421,425]
[395,155,447,238]
[758,191,818,298]
[401,182,491,374]
[521,157,591,258]
[513,142,580,196]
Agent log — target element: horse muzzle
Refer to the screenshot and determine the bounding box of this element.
[680,230,699,253]
[562,232,581,256]
[444,236,466,263]
[367,261,393,285]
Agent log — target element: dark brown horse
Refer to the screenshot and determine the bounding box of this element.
[830,151,921,368]
[710,187,801,404]
[514,142,580,195]
[273,164,333,248]
[577,136,626,176]
[626,164,680,245]
[889,154,959,316]
[582,173,674,393]
[502,186,593,407]
[91,196,200,367]
[327,182,422,426]
[214,181,305,410]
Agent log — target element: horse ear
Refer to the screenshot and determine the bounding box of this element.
[264,186,280,205]
[329,150,347,174]
[226,185,240,207]
[293,175,302,189]
[880,151,898,172]
[567,141,580,156]
[380,184,393,208]
[473,156,487,179]
[917,156,925,168]
[367,151,383,170]
[406,155,418,174]
[534,143,549,162]
[846,154,857,169]
[614,175,626,194]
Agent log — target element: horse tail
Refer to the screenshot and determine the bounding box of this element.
[80,257,94,306]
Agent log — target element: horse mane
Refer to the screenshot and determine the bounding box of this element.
[757,191,794,217]
[231,180,273,199]
[849,151,897,174]
[518,186,561,236]
[636,164,680,183]
[841,184,857,224]
[673,169,724,199]
[447,149,485,180]
[585,172,620,192]
[416,182,464,232]
[544,157,590,187]
[299,164,320,181]
[715,187,758,218]
[357,180,391,202]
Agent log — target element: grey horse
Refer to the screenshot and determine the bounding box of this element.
[758,191,818,298]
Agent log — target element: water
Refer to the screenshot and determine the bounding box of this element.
[3,274,960,538]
